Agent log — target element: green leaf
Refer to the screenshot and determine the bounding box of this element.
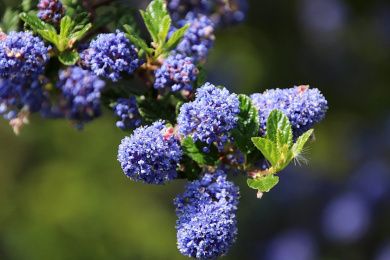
[266,109,292,148]
[93,11,112,28]
[195,65,207,89]
[100,85,141,107]
[140,0,169,43]
[137,98,176,124]
[181,136,220,166]
[124,25,153,55]
[58,51,79,65]
[291,129,313,157]
[114,4,140,33]
[176,101,184,117]
[251,137,280,167]
[177,155,202,181]
[69,12,90,34]
[37,29,59,48]
[247,174,279,193]
[164,24,190,52]
[157,15,171,45]
[60,16,72,39]
[19,12,56,32]
[0,8,20,33]
[68,23,91,40]
[232,94,260,154]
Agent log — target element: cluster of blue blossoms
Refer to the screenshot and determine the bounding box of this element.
[0,31,50,119]
[171,13,215,62]
[55,66,106,130]
[80,30,143,82]
[178,83,240,152]
[112,97,142,130]
[250,85,328,139]
[167,0,248,27]
[37,0,66,26]
[117,121,182,185]
[174,170,240,259]
[154,54,198,92]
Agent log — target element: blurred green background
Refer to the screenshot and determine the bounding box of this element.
[1,0,390,259]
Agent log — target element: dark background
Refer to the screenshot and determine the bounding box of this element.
[1,0,390,259]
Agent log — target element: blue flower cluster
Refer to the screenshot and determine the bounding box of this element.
[250,85,328,139]
[112,97,142,129]
[0,31,50,119]
[178,83,240,152]
[0,77,48,120]
[0,31,49,79]
[80,30,142,82]
[154,54,198,92]
[168,0,208,22]
[170,13,215,62]
[167,0,247,27]
[117,121,182,185]
[37,0,66,26]
[174,170,239,259]
[55,66,106,130]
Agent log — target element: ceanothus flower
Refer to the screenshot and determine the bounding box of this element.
[112,97,142,129]
[174,170,239,259]
[80,30,142,82]
[0,31,49,124]
[0,76,47,120]
[0,31,50,79]
[177,83,240,152]
[154,54,198,92]
[169,13,215,62]
[37,0,66,26]
[167,0,247,27]
[250,85,328,139]
[56,66,105,130]
[117,121,182,185]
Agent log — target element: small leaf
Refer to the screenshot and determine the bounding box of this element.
[137,98,176,124]
[251,137,279,167]
[176,101,184,117]
[19,12,56,32]
[0,8,20,33]
[232,94,260,154]
[157,15,171,45]
[114,4,140,33]
[181,136,220,166]
[291,129,314,157]
[69,12,90,32]
[124,25,153,54]
[140,0,169,43]
[68,23,91,40]
[164,24,190,52]
[93,11,112,28]
[60,16,72,39]
[177,155,202,181]
[195,65,207,89]
[266,109,292,148]
[58,51,79,65]
[100,85,141,107]
[247,174,279,193]
[37,29,60,48]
